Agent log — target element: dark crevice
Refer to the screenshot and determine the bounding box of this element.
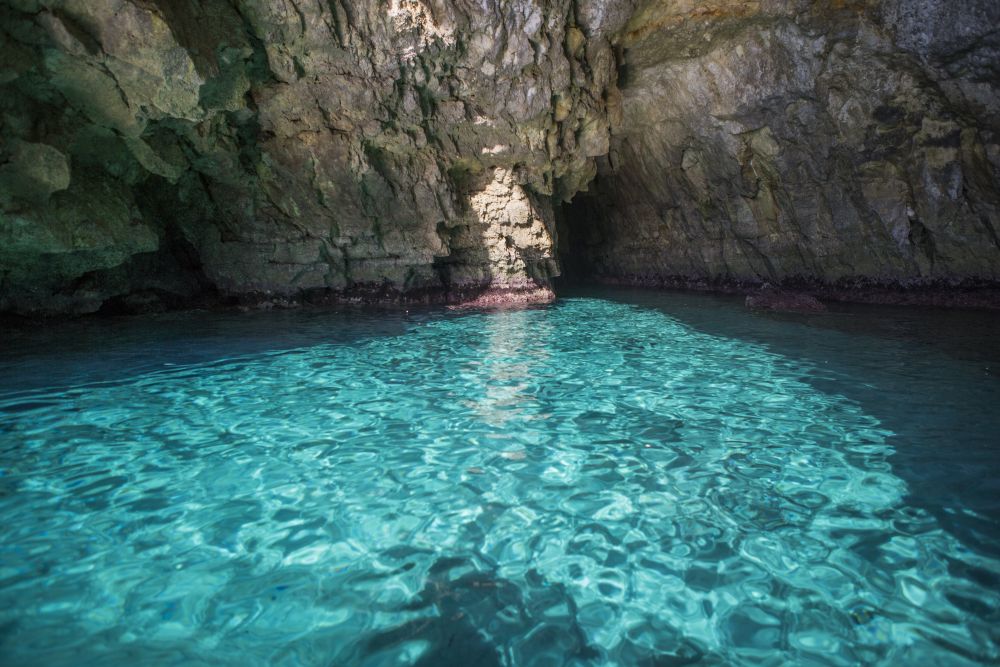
[554,182,606,288]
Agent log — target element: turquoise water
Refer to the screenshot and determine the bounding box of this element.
[1,291,999,666]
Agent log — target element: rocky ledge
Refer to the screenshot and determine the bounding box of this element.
[1,0,998,316]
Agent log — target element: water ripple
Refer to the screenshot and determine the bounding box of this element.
[0,297,998,665]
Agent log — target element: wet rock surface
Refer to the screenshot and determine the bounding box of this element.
[1,0,998,315]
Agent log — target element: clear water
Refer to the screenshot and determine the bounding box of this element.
[1,290,999,666]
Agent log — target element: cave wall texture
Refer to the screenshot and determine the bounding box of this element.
[562,0,1000,291]
[0,0,998,315]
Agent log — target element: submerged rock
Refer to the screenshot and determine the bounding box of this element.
[0,0,997,315]
[746,291,827,314]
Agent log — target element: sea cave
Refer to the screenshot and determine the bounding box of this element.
[1,1,999,665]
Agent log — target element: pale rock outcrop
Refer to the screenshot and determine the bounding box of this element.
[0,140,70,202]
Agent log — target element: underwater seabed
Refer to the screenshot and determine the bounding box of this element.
[0,290,998,666]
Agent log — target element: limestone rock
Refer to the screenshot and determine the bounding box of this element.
[1,0,629,314]
[561,1,1000,292]
[0,0,997,316]
[0,140,70,203]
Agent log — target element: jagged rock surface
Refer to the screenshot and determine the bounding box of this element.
[562,1,1000,291]
[1,0,998,316]
[1,0,624,314]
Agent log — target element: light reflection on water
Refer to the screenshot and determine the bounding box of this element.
[0,294,998,666]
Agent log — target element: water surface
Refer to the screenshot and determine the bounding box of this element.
[1,291,998,665]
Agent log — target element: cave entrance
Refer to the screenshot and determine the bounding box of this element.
[553,181,607,292]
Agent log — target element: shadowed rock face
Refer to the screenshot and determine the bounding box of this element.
[561,1,1000,292]
[1,0,998,316]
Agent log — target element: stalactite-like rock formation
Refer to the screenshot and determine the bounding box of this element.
[1,0,998,315]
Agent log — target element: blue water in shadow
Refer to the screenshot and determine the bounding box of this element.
[1,292,998,666]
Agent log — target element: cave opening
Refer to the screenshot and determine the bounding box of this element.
[553,177,610,293]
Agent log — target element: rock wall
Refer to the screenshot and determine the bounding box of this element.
[562,1,1000,291]
[0,0,624,314]
[1,0,999,316]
